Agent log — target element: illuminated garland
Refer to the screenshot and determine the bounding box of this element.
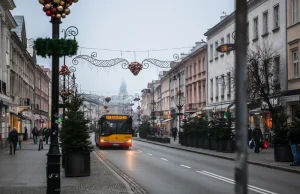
[34,38,78,58]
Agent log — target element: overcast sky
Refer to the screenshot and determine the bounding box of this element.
[12,0,234,97]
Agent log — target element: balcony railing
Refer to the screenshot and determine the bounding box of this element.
[185,103,203,112]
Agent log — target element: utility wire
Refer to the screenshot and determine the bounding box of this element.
[78,46,193,53]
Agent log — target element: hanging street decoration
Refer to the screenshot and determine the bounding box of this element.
[105,97,111,103]
[104,105,108,109]
[72,52,180,76]
[59,65,71,75]
[128,62,143,75]
[39,0,79,19]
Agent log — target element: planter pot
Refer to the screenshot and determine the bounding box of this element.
[187,135,193,147]
[164,138,170,143]
[209,139,216,150]
[215,141,224,152]
[65,152,91,177]
[223,140,235,153]
[181,135,187,146]
[274,144,293,162]
[62,149,65,169]
[195,138,201,148]
[179,133,183,144]
[191,137,197,147]
[203,139,209,149]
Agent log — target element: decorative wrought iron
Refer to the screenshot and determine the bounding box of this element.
[62,26,79,39]
[72,52,180,75]
[174,90,185,111]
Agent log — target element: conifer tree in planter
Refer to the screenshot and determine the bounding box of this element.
[60,93,93,177]
[272,106,293,162]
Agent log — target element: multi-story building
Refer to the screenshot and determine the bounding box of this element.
[0,0,16,146]
[33,65,50,129]
[205,0,287,132]
[10,15,36,135]
[184,41,207,116]
[42,67,52,128]
[283,0,300,120]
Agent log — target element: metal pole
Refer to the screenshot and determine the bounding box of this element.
[178,73,181,131]
[47,17,62,194]
[235,0,248,193]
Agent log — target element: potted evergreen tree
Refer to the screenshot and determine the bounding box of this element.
[272,106,293,162]
[60,93,93,177]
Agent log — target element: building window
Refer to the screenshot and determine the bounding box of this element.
[253,17,259,39]
[220,38,224,56]
[210,44,213,61]
[263,11,268,34]
[274,5,279,28]
[215,77,219,98]
[186,67,188,77]
[227,72,231,95]
[202,58,205,71]
[190,65,192,77]
[194,63,197,76]
[198,60,201,72]
[210,79,213,99]
[227,34,230,43]
[293,50,299,78]
[292,0,298,25]
[215,41,218,58]
[274,57,280,75]
[246,22,249,42]
[221,75,225,96]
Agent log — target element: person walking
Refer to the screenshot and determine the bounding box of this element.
[248,125,253,146]
[252,124,263,153]
[8,127,18,155]
[38,128,44,150]
[32,127,37,144]
[287,122,300,166]
[44,128,50,144]
[172,127,178,141]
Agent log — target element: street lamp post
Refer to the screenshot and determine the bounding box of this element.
[47,17,62,194]
[173,73,185,131]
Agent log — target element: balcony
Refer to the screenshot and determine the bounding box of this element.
[185,103,202,113]
[1,0,16,10]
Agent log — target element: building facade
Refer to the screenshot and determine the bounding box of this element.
[10,15,36,136]
[0,0,16,146]
[283,0,300,120]
[205,0,287,132]
[184,41,207,116]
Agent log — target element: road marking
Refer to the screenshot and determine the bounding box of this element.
[160,158,168,161]
[147,153,153,156]
[180,165,191,169]
[197,171,277,194]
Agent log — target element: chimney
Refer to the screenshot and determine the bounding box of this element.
[180,53,188,59]
[220,16,227,21]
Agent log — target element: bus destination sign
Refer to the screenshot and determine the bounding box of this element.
[216,44,235,53]
[106,115,128,120]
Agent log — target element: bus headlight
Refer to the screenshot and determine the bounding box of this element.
[101,139,108,142]
[125,140,131,143]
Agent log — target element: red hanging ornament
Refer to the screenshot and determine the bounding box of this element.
[128,62,142,76]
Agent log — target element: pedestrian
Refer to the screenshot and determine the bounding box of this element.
[44,128,50,144]
[172,127,178,141]
[8,127,18,155]
[248,125,253,145]
[287,122,300,166]
[38,128,44,150]
[160,127,164,137]
[157,127,160,136]
[32,127,37,144]
[252,124,263,153]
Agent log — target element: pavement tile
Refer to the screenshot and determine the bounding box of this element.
[0,140,131,194]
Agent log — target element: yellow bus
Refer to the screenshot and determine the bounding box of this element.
[95,114,133,149]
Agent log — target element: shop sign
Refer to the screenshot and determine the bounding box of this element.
[282,95,300,102]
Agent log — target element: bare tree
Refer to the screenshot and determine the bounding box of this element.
[228,42,281,116]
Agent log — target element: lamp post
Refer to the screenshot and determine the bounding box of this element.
[149,83,157,133]
[61,26,78,119]
[173,73,185,131]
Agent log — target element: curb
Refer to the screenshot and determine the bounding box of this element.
[133,138,300,175]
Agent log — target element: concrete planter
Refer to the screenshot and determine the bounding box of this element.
[65,152,91,177]
[274,144,293,162]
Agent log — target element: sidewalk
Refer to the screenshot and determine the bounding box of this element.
[133,137,300,174]
[0,140,132,194]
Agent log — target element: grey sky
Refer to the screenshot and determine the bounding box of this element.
[12,0,234,97]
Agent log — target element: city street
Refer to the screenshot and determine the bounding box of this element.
[92,136,300,194]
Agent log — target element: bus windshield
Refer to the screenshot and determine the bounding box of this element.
[100,120,131,135]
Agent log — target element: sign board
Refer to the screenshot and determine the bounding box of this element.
[105,115,128,120]
[282,95,300,102]
[216,44,235,53]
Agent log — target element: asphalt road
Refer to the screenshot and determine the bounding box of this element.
[91,135,300,194]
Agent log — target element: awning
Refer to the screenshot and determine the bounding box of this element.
[10,112,31,121]
[162,118,172,123]
[191,111,203,117]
